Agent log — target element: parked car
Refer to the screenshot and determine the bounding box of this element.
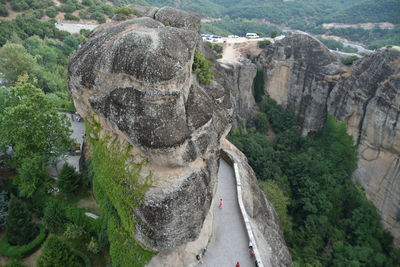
[228,35,239,38]
[246,33,259,39]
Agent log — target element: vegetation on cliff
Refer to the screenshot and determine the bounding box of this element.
[229,98,400,266]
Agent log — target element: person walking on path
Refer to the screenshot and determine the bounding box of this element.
[235,262,240,267]
[219,198,224,209]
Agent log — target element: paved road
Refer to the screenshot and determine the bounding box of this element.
[202,159,255,267]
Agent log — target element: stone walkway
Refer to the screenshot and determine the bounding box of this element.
[202,159,255,267]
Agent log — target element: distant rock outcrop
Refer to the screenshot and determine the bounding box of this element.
[256,33,400,245]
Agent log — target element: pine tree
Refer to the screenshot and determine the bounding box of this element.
[5,198,37,245]
[57,163,81,194]
[37,235,82,267]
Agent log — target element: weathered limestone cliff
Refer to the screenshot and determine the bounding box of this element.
[256,33,400,245]
[69,8,232,252]
[68,6,291,266]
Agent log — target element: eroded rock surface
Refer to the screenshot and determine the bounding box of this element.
[69,10,231,251]
[256,33,400,244]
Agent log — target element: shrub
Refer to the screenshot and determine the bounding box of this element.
[11,0,29,11]
[4,260,26,267]
[0,4,8,17]
[6,198,37,246]
[343,55,359,65]
[271,30,278,38]
[213,44,223,54]
[87,237,100,254]
[45,7,58,18]
[64,13,80,21]
[37,235,83,267]
[0,190,8,229]
[113,7,136,20]
[0,224,47,259]
[57,163,81,194]
[43,201,68,233]
[192,50,213,85]
[258,40,271,48]
[64,223,86,240]
[64,206,100,234]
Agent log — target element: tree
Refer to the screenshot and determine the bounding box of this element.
[5,198,37,245]
[43,201,67,233]
[14,154,49,197]
[270,30,278,38]
[4,260,26,267]
[0,43,38,86]
[0,78,73,162]
[37,235,82,267]
[255,112,269,133]
[57,164,82,194]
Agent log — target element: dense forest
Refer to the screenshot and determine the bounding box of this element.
[229,97,400,266]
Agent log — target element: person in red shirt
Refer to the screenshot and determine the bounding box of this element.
[235,261,240,267]
[219,198,224,209]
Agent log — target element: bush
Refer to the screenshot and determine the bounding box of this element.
[37,235,83,267]
[192,50,213,85]
[271,30,278,38]
[0,190,8,229]
[0,224,47,259]
[87,237,100,254]
[64,223,86,240]
[45,7,58,18]
[6,198,37,246]
[213,44,223,54]
[64,13,80,21]
[43,201,68,233]
[11,0,29,11]
[57,163,82,194]
[0,4,8,17]
[258,40,271,48]
[64,206,100,234]
[343,55,359,65]
[113,7,136,20]
[4,260,26,267]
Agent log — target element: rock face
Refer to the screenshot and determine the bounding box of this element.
[256,33,400,245]
[69,10,232,251]
[215,58,258,128]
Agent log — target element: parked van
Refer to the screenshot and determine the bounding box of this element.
[246,33,259,39]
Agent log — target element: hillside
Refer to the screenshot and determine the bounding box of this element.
[119,0,400,48]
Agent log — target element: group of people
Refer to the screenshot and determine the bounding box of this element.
[196,247,208,264]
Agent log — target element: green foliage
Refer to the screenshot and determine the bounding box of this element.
[87,237,100,254]
[43,201,68,233]
[228,97,397,265]
[259,180,292,236]
[0,191,8,228]
[113,6,136,20]
[0,79,73,163]
[0,224,47,259]
[4,260,26,267]
[258,40,271,48]
[37,235,83,267]
[255,112,269,133]
[192,50,213,85]
[87,118,154,265]
[14,154,49,197]
[0,4,8,17]
[45,7,58,18]
[343,55,360,65]
[0,42,38,86]
[11,0,30,12]
[57,164,82,194]
[270,30,278,38]
[252,67,264,103]
[64,223,87,240]
[108,216,155,267]
[65,13,80,21]
[5,198,37,246]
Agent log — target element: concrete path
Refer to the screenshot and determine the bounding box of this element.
[55,22,97,34]
[202,159,255,267]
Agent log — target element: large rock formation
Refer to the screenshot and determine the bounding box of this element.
[256,33,400,244]
[69,10,232,251]
[69,6,291,266]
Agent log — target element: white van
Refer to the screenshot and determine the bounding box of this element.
[246,33,259,39]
